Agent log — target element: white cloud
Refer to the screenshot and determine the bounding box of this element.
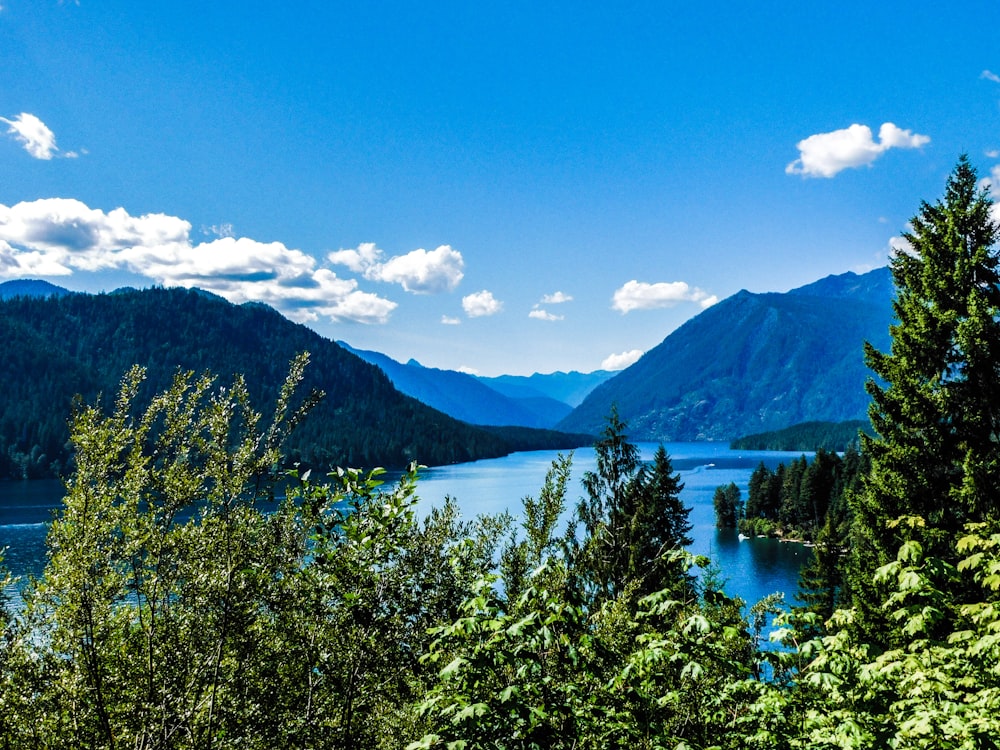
[1,113,60,160]
[329,242,464,293]
[601,349,644,370]
[888,234,916,258]
[786,122,930,178]
[457,365,480,375]
[204,222,235,239]
[441,315,461,325]
[0,198,398,324]
[462,290,503,317]
[986,150,1000,159]
[611,279,714,313]
[529,307,564,321]
[987,165,1000,226]
[540,291,573,304]
[982,70,1000,84]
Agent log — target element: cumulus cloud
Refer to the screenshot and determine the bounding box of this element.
[329,242,464,293]
[540,291,573,304]
[462,290,503,317]
[1,113,61,160]
[786,122,930,178]
[601,349,644,371]
[0,198,398,324]
[529,307,564,321]
[611,279,715,313]
[982,70,1000,84]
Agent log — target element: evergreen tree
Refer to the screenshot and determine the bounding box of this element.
[624,444,693,597]
[712,482,742,529]
[574,408,693,601]
[853,155,1000,634]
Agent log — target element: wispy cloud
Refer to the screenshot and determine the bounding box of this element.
[0,113,71,160]
[529,306,564,321]
[786,122,930,178]
[329,242,464,294]
[0,198,398,324]
[462,290,503,317]
[601,349,643,370]
[981,70,1000,84]
[540,291,573,304]
[441,315,461,325]
[611,279,715,313]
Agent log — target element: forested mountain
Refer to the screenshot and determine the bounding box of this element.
[477,369,614,408]
[0,279,71,300]
[0,287,590,479]
[339,343,573,428]
[558,267,894,441]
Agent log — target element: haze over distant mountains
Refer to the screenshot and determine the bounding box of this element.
[341,342,613,428]
[557,267,894,441]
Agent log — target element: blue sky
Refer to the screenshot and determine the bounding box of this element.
[2,1,999,376]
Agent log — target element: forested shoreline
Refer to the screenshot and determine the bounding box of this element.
[2,158,1000,748]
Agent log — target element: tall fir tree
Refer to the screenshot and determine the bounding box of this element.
[573,407,693,602]
[852,155,1000,635]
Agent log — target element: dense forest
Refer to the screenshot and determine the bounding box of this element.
[729,419,873,452]
[2,158,1000,748]
[0,287,592,479]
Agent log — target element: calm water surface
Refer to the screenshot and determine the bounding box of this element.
[0,443,814,611]
[413,442,814,609]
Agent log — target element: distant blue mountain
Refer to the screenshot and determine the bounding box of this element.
[558,267,895,441]
[477,370,615,408]
[338,343,574,428]
[0,279,71,300]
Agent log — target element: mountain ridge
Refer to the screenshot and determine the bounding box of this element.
[0,287,591,479]
[557,267,894,441]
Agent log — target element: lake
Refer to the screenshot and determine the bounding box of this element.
[0,442,814,611]
[412,442,814,610]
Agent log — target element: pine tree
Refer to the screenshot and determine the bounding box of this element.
[574,408,693,601]
[625,444,693,597]
[852,155,1000,634]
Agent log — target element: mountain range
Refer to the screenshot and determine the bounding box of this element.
[0,283,591,480]
[0,265,896,479]
[341,343,612,428]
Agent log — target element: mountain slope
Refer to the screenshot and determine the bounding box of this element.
[340,344,572,428]
[0,288,588,479]
[557,267,894,441]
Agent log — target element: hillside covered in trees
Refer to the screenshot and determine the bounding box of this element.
[559,267,894,440]
[0,285,591,479]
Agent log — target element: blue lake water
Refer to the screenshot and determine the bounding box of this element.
[0,443,814,611]
[412,442,814,609]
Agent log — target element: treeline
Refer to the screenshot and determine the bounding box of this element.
[738,448,868,542]
[729,419,873,452]
[0,287,591,479]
